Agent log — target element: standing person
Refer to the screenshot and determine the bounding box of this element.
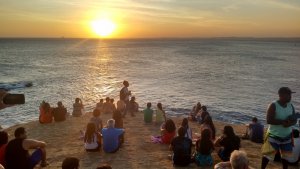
[215,126,241,161]
[201,116,216,140]
[181,118,192,140]
[84,123,101,152]
[72,98,84,117]
[120,80,131,117]
[102,119,125,153]
[143,102,154,123]
[90,109,103,132]
[242,117,264,143]
[0,131,8,167]
[261,87,297,169]
[5,127,48,169]
[39,101,53,123]
[96,99,104,112]
[170,127,192,167]
[156,103,167,125]
[52,101,67,122]
[195,129,214,166]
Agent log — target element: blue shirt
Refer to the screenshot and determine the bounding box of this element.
[249,122,264,143]
[102,128,124,153]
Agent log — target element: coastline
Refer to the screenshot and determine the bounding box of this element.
[4,112,283,169]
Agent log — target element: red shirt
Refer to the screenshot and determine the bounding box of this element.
[162,131,176,144]
[0,144,7,166]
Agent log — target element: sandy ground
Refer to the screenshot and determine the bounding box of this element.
[4,112,284,169]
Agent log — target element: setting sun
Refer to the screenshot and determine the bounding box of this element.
[91,19,116,37]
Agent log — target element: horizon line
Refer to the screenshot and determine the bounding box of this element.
[0,36,300,40]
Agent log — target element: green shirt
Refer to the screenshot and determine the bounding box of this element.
[268,101,294,138]
[143,108,154,123]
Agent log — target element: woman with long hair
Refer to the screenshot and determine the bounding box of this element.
[181,118,192,140]
[72,98,84,117]
[39,101,53,123]
[161,119,176,144]
[156,103,166,125]
[200,116,216,140]
[84,123,101,152]
[215,125,241,161]
[195,129,214,166]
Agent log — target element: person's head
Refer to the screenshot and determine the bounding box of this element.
[223,125,235,138]
[197,102,201,108]
[230,150,249,169]
[293,129,300,139]
[62,157,80,169]
[123,80,129,87]
[85,123,96,143]
[130,96,136,102]
[181,118,189,128]
[278,87,294,104]
[57,101,63,107]
[96,164,112,169]
[165,119,176,133]
[0,131,8,146]
[157,103,163,110]
[147,102,151,108]
[93,109,101,117]
[107,119,115,128]
[75,98,80,103]
[252,117,258,123]
[105,97,110,102]
[177,126,185,137]
[100,99,104,103]
[201,106,207,112]
[14,127,27,139]
[44,102,51,112]
[110,98,114,103]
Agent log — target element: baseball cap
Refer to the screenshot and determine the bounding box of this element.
[278,87,296,95]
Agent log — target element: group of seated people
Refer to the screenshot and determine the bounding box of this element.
[167,118,241,167]
[39,97,87,123]
[39,100,68,123]
[82,103,125,154]
[96,96,139,117]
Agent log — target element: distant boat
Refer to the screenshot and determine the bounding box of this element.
[0,81,33,91]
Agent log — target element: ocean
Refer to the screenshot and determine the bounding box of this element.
[0,38,300,128]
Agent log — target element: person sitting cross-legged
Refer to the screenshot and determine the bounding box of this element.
[170,126,192,167]
[5,127,48,169]
[143,102,154,123]
[102,119,125,153]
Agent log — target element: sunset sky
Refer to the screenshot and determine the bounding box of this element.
[0,0,300,38]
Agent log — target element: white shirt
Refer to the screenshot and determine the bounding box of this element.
[184,127,192,140]
[286,137,300,163]
[84,133,99,150]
